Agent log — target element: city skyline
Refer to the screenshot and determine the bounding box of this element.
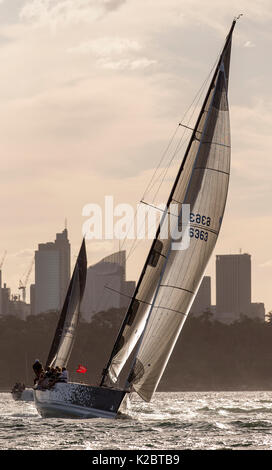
[0,2,271,312]
[0,239,269,311]
[0,229,267,320]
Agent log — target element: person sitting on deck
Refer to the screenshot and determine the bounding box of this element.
[37,374,49,390]
[36,367,57,389]
[58,367,68,383]
[44,366,61,388]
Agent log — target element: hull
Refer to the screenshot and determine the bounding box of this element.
[34,382,127,419]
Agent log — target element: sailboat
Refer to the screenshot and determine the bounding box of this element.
[34,238,127,418]
[34,19,237,418]
[11,354,34,401]
[11,383,34,401]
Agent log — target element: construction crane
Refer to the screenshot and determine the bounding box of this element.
[0,250,7,270]
[19,257,34,303]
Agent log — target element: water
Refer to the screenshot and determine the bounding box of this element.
[1,391,272,450]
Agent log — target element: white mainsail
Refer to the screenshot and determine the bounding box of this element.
[102,21,235,400]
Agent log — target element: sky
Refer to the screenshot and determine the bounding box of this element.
[0,0,271,312]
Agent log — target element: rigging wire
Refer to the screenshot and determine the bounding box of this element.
[115,48,222,267]
[141,47,222,204]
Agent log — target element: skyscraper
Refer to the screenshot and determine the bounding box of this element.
[190,276,211,317]
[216,253,251,322]
[81,250,135,322]
[54,228,71,308]
[1,282,10,316]
[34,229,70,315]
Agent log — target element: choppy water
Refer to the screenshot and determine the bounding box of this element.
[1,391,272,450]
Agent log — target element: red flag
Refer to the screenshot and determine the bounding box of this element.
[76,364,87,374]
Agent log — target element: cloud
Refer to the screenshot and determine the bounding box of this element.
[68,37,142,56]
[102,0,127,12]
[0,34,14,45]
[244,40,255,48]
[97,57,157,71]
[12,249,34,259]
[68,36,156,71]
[20,0,127,28]
[0,0,25,25]
[260,260,272,268]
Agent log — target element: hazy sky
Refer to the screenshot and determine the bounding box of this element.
[0,0,271,312]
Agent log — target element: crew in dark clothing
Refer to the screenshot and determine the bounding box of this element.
[46,366,61,387]
[60,367,68,383]
[32,359,43,384]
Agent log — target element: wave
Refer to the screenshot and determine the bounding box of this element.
[199,406,272,414]
[230,420,272,429]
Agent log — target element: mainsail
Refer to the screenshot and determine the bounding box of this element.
[101,21,235,399]
[46,238,87,369]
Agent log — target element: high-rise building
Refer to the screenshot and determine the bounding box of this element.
[81,250,135,322]
[1,282,11,316]
[55,229,71,311]
[34,229,70,315]
[251,302,265,321]
[190,276,211,317]
[30,284,35,316]
[216,253,252,323]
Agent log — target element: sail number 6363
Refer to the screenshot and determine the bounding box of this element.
[189,212,210,242]
[189,227,208,241]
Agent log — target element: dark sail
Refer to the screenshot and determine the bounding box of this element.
[46,238,87,369]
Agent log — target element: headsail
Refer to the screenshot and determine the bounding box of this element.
[46,238,87,369]
[101,21,235,394]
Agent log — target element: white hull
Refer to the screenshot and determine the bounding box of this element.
[34,382,126,419]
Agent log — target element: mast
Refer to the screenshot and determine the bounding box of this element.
[101,19,236,388]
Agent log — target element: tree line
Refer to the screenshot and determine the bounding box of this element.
[0,309,272,391]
